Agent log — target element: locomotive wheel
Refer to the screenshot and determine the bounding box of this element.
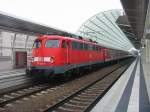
[45,75,56,82]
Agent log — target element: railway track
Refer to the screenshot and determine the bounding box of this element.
[0,58,133,112]
[42,62,129,112]
[0,83,51,107]
[0,72,36,95]
[0,78,67,108]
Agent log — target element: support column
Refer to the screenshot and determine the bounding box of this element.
[142,39,150,63]
[12,33,17,68]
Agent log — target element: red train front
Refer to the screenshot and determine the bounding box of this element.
[27,35,105,77]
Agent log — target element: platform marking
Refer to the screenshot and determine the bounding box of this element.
[115,58,138,112]
[127,59,140,112]
[139,59,150,112]
[91,59,137,112]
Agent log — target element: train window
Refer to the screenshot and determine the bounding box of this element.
[88,45,90,50]
[92,45,95,51]
[84,43,88,50]
[72,41,77,49]
[91,45,94,51]
[62,41,69,48]
[33,40,41,48]
[87,44,90,50]
[76,42,80,50]
[62,40,66,48]
[92,45,94,51]
[94,46,96,51]
[96,46,98,51]
[45,39,60,48]
[77,42,80,50]
[79,42,83,50]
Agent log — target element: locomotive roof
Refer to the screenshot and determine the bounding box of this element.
[36,35,129,53]
[39,35,98,45]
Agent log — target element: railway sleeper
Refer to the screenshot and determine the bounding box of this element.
[81,92,99,96]
[67,101,90,107]
[92,85,109,90]
[86,88,104,92]
[73,97,94,102]
[77,94,96,99]
[10,93,20,97]
[0,98,7,102]
[60,103,85,111]
[3,95,14,100]
[69,99,90,105]
[64,102,87,108]
[57,106,82,112]
[84,89,103,92]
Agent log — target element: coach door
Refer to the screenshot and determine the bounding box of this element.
[66,40,71,64]
[62,40,71,65]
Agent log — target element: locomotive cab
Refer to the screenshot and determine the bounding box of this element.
[32,37,60,66]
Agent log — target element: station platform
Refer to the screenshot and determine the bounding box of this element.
[0,68,25,79]
[91,57,150,112]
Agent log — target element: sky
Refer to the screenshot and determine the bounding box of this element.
[0,0,123,33]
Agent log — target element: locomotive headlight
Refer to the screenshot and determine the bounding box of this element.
[43,57,54,63]
[43,57,50,62]
[50,57,54,63]
[38,57,42,61]
[33,57,39,62]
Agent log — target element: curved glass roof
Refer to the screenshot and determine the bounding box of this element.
[77,9,135,52]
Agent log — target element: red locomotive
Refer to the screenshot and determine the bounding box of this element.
[26,35,130,77]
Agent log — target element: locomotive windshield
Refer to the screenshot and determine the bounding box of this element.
[33,40,41,48]
[45,39,60,48]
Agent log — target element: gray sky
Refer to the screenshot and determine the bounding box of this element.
[0,0,123,33]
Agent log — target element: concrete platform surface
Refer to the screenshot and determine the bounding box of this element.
[0,68,25,78]
[91,57,150,112]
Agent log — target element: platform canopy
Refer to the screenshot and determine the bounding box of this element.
[120,0,149,41]
[116,15,141,49]
[0,12,74,36]
[77,9,135,52]
[0,12,78,59]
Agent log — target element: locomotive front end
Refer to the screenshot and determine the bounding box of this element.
[26,35,61,77]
